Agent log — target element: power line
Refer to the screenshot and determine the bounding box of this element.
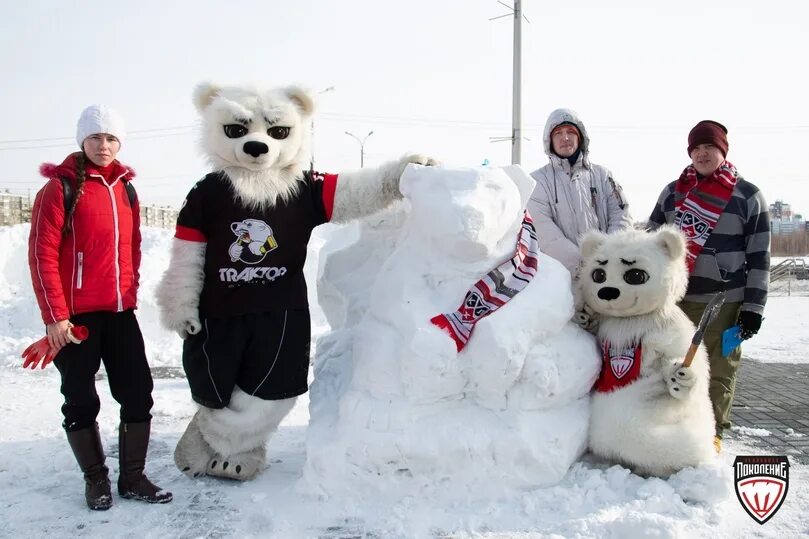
[0,124,196,145]
[2,113,808,153]
[1,172,197,187]
[320,113,809,133]
[320,111,515,128]
[0,129,197,151]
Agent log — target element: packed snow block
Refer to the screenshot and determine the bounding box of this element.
[304,165,601,499]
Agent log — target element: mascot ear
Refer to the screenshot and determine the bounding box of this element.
[193,82,222,112]
[580,230,607,260]
[285,86,315,117]
[656,225,686,261]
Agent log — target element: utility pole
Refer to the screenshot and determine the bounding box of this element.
[489,1,528,164]
[345,130,374,168]
[511,0,523,165]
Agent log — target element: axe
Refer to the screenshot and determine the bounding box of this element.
[682,292,725,368]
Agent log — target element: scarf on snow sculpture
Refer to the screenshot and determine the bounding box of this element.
[431,211,539,352]
[673,161,738,273]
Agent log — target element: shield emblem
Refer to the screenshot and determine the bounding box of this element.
[734,455,789,524]
[459,291,490,322]
[609,348,635,379]
[678,210,710,241]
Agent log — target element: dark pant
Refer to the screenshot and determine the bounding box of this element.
[679,300,743,439]
[53,310,154,432]
[182,309,311,409]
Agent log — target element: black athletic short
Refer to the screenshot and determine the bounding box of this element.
[182,309,311,408]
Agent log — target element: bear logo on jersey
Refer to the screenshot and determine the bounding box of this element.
[228,218,278,264]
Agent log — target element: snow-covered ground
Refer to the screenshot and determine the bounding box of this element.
[1,223,808,538]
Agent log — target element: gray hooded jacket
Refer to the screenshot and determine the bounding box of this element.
[527,108,632,274]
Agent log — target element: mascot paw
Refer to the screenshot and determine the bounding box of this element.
[573,309,598,331]
[665,362,696,399]
[396,154,440,178]
[571,301,598,331]
[175,318,202,340]
[207,445,267,481]
[174,411,215,478]
[404,153,441,167]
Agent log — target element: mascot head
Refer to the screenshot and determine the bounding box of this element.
[579,225,688,318]
[193,82,315,209]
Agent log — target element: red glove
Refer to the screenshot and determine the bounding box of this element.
[21,326,89,369]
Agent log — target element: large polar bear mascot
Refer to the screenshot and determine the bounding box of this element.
[303,165,602,499]
[579,226,716,477]
[156,82,436,480]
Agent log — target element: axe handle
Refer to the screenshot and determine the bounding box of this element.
[682,343,699,368]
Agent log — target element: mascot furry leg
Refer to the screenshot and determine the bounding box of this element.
[175,389,296,480]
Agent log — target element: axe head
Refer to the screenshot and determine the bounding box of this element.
[692,292,726,345]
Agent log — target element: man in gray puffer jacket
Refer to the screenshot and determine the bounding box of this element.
[527,108,632,275]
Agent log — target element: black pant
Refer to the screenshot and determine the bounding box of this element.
[182,309,311,409]
[53,310,154,432]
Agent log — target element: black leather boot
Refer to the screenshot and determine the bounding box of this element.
[117,421,173,504]
[66,424,112,510]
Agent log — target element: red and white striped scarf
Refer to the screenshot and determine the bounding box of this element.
[673,161,738,273]
[430,211,539,352]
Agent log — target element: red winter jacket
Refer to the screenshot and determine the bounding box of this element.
[28,153,141,325]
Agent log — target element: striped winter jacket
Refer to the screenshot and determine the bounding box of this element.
[647,175,770,314]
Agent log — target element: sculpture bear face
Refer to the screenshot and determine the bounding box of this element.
[399,165,533,263]
[578,225,689,318]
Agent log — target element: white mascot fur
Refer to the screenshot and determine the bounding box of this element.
[156,82,436,480]
[578,225,716,477]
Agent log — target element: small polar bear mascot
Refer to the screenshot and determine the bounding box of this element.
[156,82,436,481]
[578,225,715,477]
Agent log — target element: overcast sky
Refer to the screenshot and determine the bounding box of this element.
[1,0,807,218]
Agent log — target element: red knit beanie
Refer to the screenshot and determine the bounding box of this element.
[687,120,728,157]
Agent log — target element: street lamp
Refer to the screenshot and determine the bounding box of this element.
[344,130,374,168]
[310,86,335,172]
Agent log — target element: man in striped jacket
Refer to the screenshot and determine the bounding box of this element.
[647,120,770,451]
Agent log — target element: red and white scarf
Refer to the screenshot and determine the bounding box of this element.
[430,211,539,352]
[673,160,738,273]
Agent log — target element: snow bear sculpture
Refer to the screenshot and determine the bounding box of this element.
[156,82,436,481]
[579,225,716,477]
[303,165,602,499]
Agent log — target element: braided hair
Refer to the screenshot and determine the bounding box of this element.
[62,151,87,236]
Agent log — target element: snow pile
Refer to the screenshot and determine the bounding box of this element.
[732,426,772,437]
[742,296,809,363]
[0,225,44,364]
[303,165,602,500]
[0,224,181,369]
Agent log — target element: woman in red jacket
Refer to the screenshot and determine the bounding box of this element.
[27,104,172,510]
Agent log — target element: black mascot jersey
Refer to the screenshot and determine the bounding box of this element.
[175,170,337,317]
